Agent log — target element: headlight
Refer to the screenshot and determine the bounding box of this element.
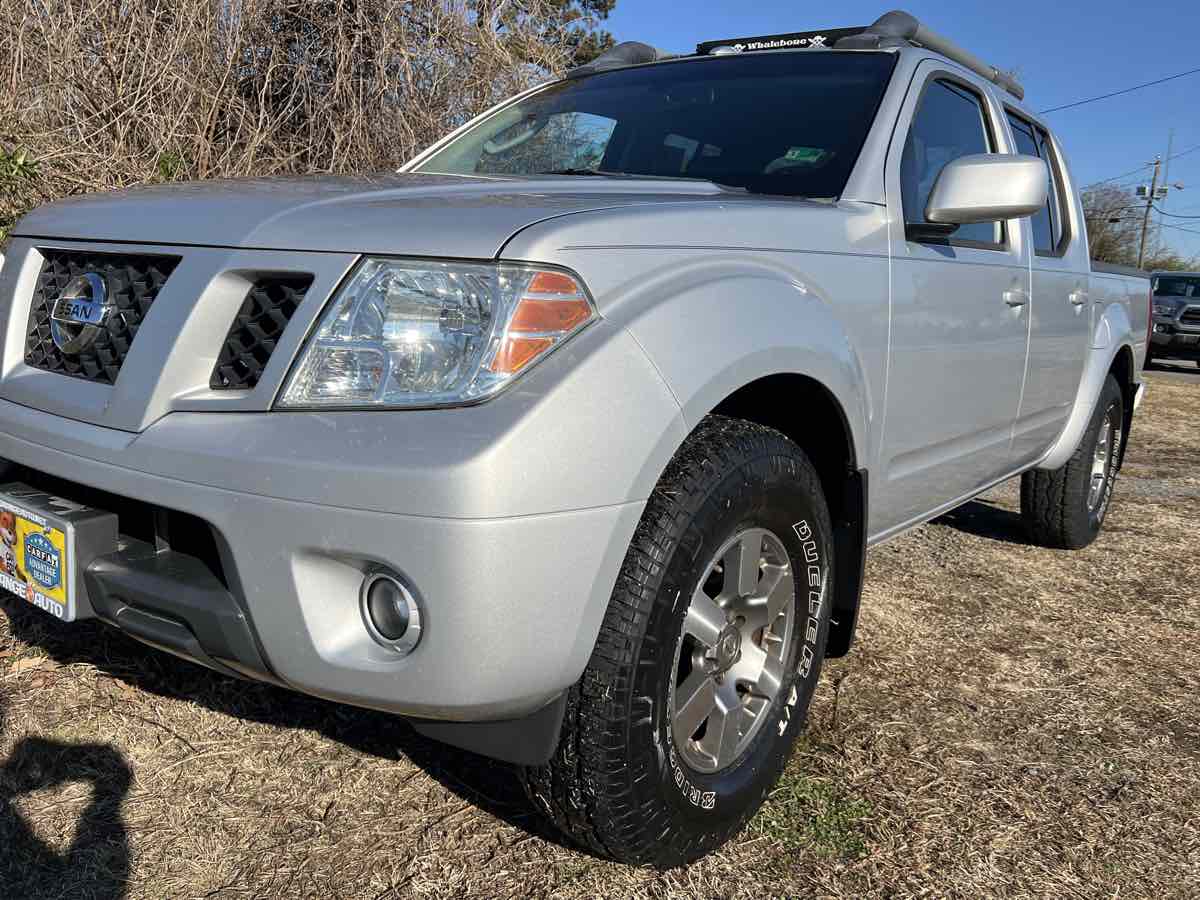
[278,258,595,409]
[1152,299,1179,317]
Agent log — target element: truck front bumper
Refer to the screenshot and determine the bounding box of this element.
[1149,323,1200,360]
[0,397,651,735]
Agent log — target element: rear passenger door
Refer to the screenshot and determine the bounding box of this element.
[876,66,1031,535]
[1004,112,1091,463]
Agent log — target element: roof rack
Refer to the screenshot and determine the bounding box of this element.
[570,10,1024,102]
[836,11,1024,101]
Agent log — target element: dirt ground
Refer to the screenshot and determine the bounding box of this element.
[1,373,1197,900]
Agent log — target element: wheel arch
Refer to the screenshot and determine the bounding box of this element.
[708,373,868,659]
[1039,330,1140,472]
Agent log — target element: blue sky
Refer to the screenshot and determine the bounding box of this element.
[605,1,1200,259]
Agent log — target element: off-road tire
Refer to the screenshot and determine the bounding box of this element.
[1020,375,1124,550]
[521,415,834,868]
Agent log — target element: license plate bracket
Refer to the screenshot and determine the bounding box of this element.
[0,483,118,622]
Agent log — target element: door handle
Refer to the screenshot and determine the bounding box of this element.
[1003,289,1028,308]
[1069,290,1089,306]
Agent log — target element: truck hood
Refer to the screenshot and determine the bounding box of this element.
[11,173,737,258]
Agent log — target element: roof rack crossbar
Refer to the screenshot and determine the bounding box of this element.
[838,10,1024,101]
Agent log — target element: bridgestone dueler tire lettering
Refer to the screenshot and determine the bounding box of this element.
[1020,374,1124,550]
[521,415,835,868]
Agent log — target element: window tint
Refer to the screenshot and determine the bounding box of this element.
[417,53,898,198]
[901,80,1001,246]
[1035,125,1067,251]
[1006,114,1053,252]
[1005,112,1066,254]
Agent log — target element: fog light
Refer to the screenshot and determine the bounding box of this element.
[361,572,422,654]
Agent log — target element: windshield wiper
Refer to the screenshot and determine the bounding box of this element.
[534,169,748,192]
[537,168,626,176]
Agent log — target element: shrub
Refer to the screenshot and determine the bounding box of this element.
[0,0,607,235]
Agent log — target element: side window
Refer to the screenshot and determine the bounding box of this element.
[1035,125,1068,253]
[1005,114,1054,252]
[1005,111,1068,255]
[901,79,1002,247]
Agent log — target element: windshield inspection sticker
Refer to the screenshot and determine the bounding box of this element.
[785,147,828,164]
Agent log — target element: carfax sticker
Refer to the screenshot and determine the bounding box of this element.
[0,504,69,619]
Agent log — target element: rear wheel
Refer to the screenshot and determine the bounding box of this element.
[1020,375,1124,549]
[522,415,834,868]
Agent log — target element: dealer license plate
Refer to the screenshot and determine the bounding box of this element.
[0,490,77,621]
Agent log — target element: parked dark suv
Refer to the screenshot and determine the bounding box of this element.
[1148,272,1200,367]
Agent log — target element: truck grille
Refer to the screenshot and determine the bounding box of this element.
[210,275,313,390]
[1181,307,1200,326]
[24,250,181,385]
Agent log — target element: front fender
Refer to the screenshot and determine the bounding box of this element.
[501,201,891,470]
[1038,299,1137,471]
[618,264,873,456]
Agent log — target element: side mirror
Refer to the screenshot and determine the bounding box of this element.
[925,153,1048,226]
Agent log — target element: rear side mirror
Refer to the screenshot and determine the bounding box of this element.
[925,153,1048,226]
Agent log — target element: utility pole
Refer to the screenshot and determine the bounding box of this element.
[1137,156,1161,270]
[1160,129,1175,228]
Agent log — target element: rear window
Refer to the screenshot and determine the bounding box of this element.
[415,52,898,198]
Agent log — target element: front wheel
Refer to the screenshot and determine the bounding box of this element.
[1021,374,1124,549]
[522,416,834,868]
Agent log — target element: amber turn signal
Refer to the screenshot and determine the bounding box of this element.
[490,269,594,375]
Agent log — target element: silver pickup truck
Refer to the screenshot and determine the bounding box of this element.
[0,11,1149,867]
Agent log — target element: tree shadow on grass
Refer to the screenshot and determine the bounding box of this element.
[0,597,571,860]
[0,688,133,899]
[932,498,1030,546]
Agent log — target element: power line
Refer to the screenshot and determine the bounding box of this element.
[1087,144,1200,190]
[1090,164,1153,187]
[1161,221,1200,237]
[1165,143,1200,165]
[1040,65,1200,113]
[1153,205,1200,219]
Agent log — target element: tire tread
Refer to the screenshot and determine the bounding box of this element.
[1020,375,1123,550]
[521,415,825,867]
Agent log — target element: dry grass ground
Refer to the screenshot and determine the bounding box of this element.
[2,373,1197,899]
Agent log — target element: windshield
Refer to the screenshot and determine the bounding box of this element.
[1154,275,1200,298]
[414,52,897,198]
